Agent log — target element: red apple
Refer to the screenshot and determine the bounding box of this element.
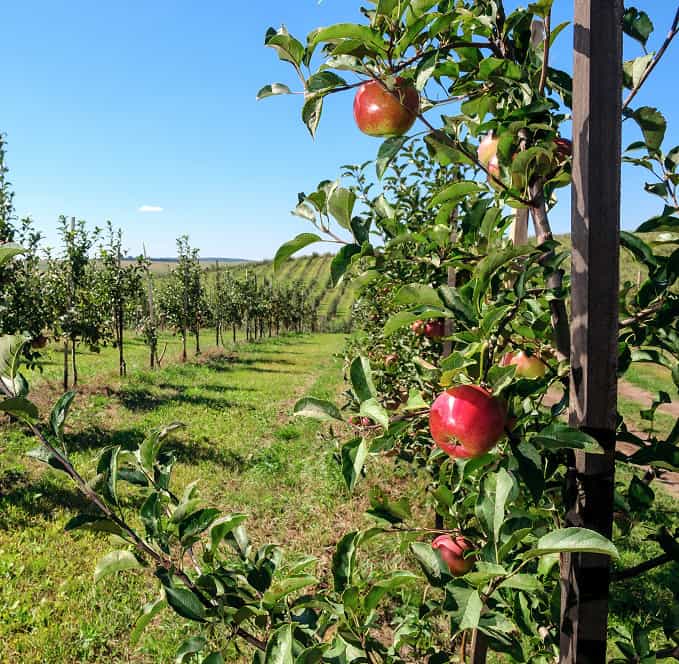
[477,133,499,166]
[429,385,506,458]
[424,320,445,340]
[353,78,419,137]
[411,320,425,336]
[502,350,546,379]
[432,535,475,576]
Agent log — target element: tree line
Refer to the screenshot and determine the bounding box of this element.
[0,139,321,389]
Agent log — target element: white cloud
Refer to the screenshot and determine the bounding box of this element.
[138,205,163,213]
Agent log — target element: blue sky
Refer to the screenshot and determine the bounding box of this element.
[1,1,677,260]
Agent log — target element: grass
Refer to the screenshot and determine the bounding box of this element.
[0,332,381,662]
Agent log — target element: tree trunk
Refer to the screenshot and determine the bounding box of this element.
[559,2,622,663]
[63,340,69,391]
[233,324,236,343]
[117,308,125,377]
[71,338,78,386]
[195,328,201,355]
[216,324,220,347]
[181,330,187,363]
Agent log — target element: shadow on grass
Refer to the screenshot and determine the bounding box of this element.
[0,468,92,529]
[116,384,257,413]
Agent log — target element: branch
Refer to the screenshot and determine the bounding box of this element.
[538,11,551,94]
[623,7,679,111]
[10,396,267,651]
[528,180,570,361]
[619,301,664,327]
[611,552,672,581]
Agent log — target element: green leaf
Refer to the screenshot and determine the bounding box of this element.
[332,529,381,592]
[265,27,305,66]
[532,424,604,454]
[165,586,206,623]
[130,598,167,645]
[94,550,142,583]
[65,514,125,537]
[493,468,515,546]
[472,245,536,312]
[330,244,361,286]
[523,527,619,560]
[202,654,224,664]
[293,396,343,421]
[460,590,483,631]
[0,243,24,268]
[623,54,653,90]
[176,636,207,663]
[628,476,655,511]
[359,398,389,430]
[623,7,654,46]
[350,356,377,403]
[97,445,121,505]
[264,623,294,664]
[179,508,221,546]
[631,107,666,152]
[364,571,420,613]
[274,234,322,272]
[410,541,449,587]
[263,575,317,606]
[50,391,76,442]
[430,181,481,208]
[209,513,248,552]
[302,94,324,139]
[341,437,369,492]
[376,136,408,180]
[257,83,292,100]
[307,24,386,53]
[307,71,347,92]
[0,396,38,422]
[328,187,356,230]
[393,283,442,307]
[0,333,30,382]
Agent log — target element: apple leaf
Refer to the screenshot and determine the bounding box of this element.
[532,424,604,454]
[94,550,143,583]
[341,437,369,492]
[273,234,322,272]
[327,186,356,229]
[256,83,292,100]
[522,527,619,560]
[376,135,408,180]
[350,356,377,402]
[293,396,343,422]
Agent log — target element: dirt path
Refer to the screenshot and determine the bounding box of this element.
[618,380,679,418]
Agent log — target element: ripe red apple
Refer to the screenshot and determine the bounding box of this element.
[477,133,499,166]
[501,351,546,379]
[432,535,475,576]
[411,320,425,336]
[429,385,506,458]
[424,319,445,340]
[353,78,419,137]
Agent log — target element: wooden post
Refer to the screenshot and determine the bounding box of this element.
[559,2,622,663]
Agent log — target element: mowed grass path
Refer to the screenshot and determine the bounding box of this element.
[0,333,365,663]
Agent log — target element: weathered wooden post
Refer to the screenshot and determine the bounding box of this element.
[560,1,623,662]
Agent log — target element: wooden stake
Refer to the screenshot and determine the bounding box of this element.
[559,2,622,662]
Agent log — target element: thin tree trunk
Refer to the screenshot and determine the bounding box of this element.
[117,309,125,377]
[195,329,201,355]
[233,324,236,344]
[63,340,69,391]
[71,338,78,386]
[181,330,187,363]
